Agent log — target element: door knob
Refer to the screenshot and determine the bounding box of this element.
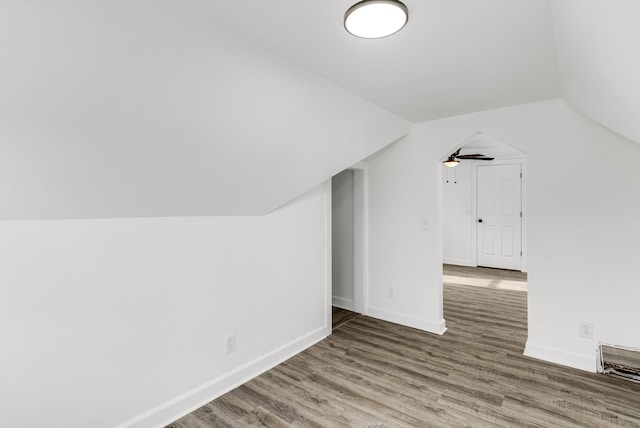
[478,219,483,223]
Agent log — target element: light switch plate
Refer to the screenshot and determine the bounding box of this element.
[421,217,429,230]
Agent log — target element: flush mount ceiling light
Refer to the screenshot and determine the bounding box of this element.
[344,0,409,39]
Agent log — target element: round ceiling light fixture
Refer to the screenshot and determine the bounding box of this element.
[344,0,409,39]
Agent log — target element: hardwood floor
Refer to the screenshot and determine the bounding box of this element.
[442,264,527,292]
[332,306,360,330]
[168,265,640,427]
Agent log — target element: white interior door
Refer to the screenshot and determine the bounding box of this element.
[477,164,522,270]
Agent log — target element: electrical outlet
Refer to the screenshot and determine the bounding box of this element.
[387,287,394,299]
[225,333,236,353]
[579,321,593,339]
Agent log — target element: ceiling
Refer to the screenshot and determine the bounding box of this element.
[551,0,640,144]
[457,132,526,160]
[0,0,411,219]
[187,0,562,123]
[3,0,638,220]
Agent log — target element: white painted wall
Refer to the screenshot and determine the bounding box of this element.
[0,0,409,220]
[551,0,640,145]
[332,170,355,310]
[442,162,474,266]
[366,136,446,334]
[0,183,331,428]
[367,99,640,371]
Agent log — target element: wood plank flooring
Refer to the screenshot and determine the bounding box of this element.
[168,265,640,427]
[332,306,360,330]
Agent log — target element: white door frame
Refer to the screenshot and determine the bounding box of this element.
[471,158,527,272]
[350,163,368,315]
[326,162,369,336]
[325,178,333,336]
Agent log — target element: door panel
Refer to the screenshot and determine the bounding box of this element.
[501,226,514,257]
[483,226,496,256]
[477,164,522,270]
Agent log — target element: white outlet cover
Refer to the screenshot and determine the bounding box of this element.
[579,322,593,339]
[225,334,236,353]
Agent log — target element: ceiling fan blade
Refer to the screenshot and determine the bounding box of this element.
[457,156,495,161]
[457,154,487,159]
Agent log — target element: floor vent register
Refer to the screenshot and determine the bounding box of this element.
[598,344,640,383]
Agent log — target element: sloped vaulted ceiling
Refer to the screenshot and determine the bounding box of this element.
[197,0,639,145]
[551,0,640,145]
[0,0,410,220]
[1,1,638,220]
[194,0,562,122]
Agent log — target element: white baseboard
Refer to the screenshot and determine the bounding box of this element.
[443,258,475,267]
[115,326,328,428]
[332,296,355,311]
[524,340,597,373]
[366,306,447,335]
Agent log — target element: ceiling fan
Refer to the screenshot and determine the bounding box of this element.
[443,148,495,167]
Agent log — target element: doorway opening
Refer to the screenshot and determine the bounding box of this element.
[440,132,528,342]
[331,165,367,331]
[441,132,527,272]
